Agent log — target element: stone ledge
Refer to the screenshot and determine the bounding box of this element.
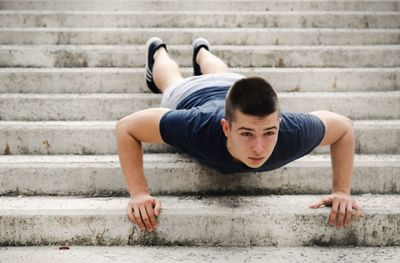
[1,67,398,93]
[0,11,399,29]
[1,28,399,45]
[0,195,399,246]
[0,92,399,120]
[0,154,399,196]
[0,120,399,154]
[1,246,400,263]
[1,0,398,12]
[1,45,399,67]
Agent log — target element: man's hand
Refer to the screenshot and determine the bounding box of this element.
[127,193,161,232]
[309,192,362,228]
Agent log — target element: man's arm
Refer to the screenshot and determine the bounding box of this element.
[115,108,171,232]
[309,110,362,228]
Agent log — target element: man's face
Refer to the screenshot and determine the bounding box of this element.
[221,110,280,168]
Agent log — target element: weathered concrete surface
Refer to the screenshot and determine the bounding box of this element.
[1,246,400,263]
[0,195,399,246]
[1,0,399,12]
[0,154,398,196]
[1,92,399,121]
[0,0,398,253]
[0,11,399,28]
[0,120,398,155]
[1,45,399,68]
[0,93,160,120]
[1,67,398,94]
[1,28,399,45]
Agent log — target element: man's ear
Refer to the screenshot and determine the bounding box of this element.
[221,118,230,137]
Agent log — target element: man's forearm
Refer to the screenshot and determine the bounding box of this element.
[116,126,149,196]
[308,112,361,228]
[330,125,355,195]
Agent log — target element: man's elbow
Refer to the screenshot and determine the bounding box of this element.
[115,116,131,138]
[335,114,355,145]
[342,115,354,137]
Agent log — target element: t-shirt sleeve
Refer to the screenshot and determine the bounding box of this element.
[159,109,193,148]
[159,109,212,155]
[298,113,326,156]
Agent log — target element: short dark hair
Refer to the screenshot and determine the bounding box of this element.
[225,77,279,123]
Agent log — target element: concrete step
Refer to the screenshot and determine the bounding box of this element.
[0,11,399,29]
[1,195,399,246]
[1,0,399,12]
[0,120,398,155]
[1,92,399,121]
[1,45,399,68]
[0,154,398,196]
[1,246,400,263]
[1,68,399,94]
[1,28,399,45]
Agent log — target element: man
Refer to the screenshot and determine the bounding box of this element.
[115,37,362,233]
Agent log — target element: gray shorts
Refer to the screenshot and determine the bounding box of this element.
[160,72,245,109]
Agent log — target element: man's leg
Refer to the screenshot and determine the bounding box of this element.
[196,48,229,74]
[152,47,184,93]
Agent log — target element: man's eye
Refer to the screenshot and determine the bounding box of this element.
[265,132,275,136]
[241,132,252,137]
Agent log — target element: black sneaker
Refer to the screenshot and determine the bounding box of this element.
[192,37,210,76]
[145,37,167,93]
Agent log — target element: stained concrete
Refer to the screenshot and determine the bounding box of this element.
[1,28,399,45]
[1,67,398,94]
[1,0,399,11]
[0,92,399,120]
[1,45,400,68]
[0,195,399,246]
[0,154,399,196]
[0,0,399,254]
[1,246,400,263]
[0,120,398,154]
[0,11,399,28]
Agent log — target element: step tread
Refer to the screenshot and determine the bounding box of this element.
[1,153,399,164]
[1,67,398,72]
[1,10,399,14]
[1,246,400,263]
[2,67,397,94]
[2,11,397,29]
[1,119,400,125]
[2,91,399,96]
[1,119,399,126]
[0,120,396,155]
[1,27,400,32]
[1,92,399,121]
[1,27,398,41]
[2,194,399,214]
[0,154,398,196]
[1,196,400,246]
[2,27,398,45]
[2,44,400,49]
[2,45,397,68]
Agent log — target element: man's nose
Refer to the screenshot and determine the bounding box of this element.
[252,138,264,154]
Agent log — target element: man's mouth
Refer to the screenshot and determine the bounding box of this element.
[249,156,264,162]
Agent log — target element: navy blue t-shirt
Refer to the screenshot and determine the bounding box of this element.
[159,86,325,174]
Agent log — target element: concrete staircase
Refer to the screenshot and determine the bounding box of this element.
[0,0,399,261]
